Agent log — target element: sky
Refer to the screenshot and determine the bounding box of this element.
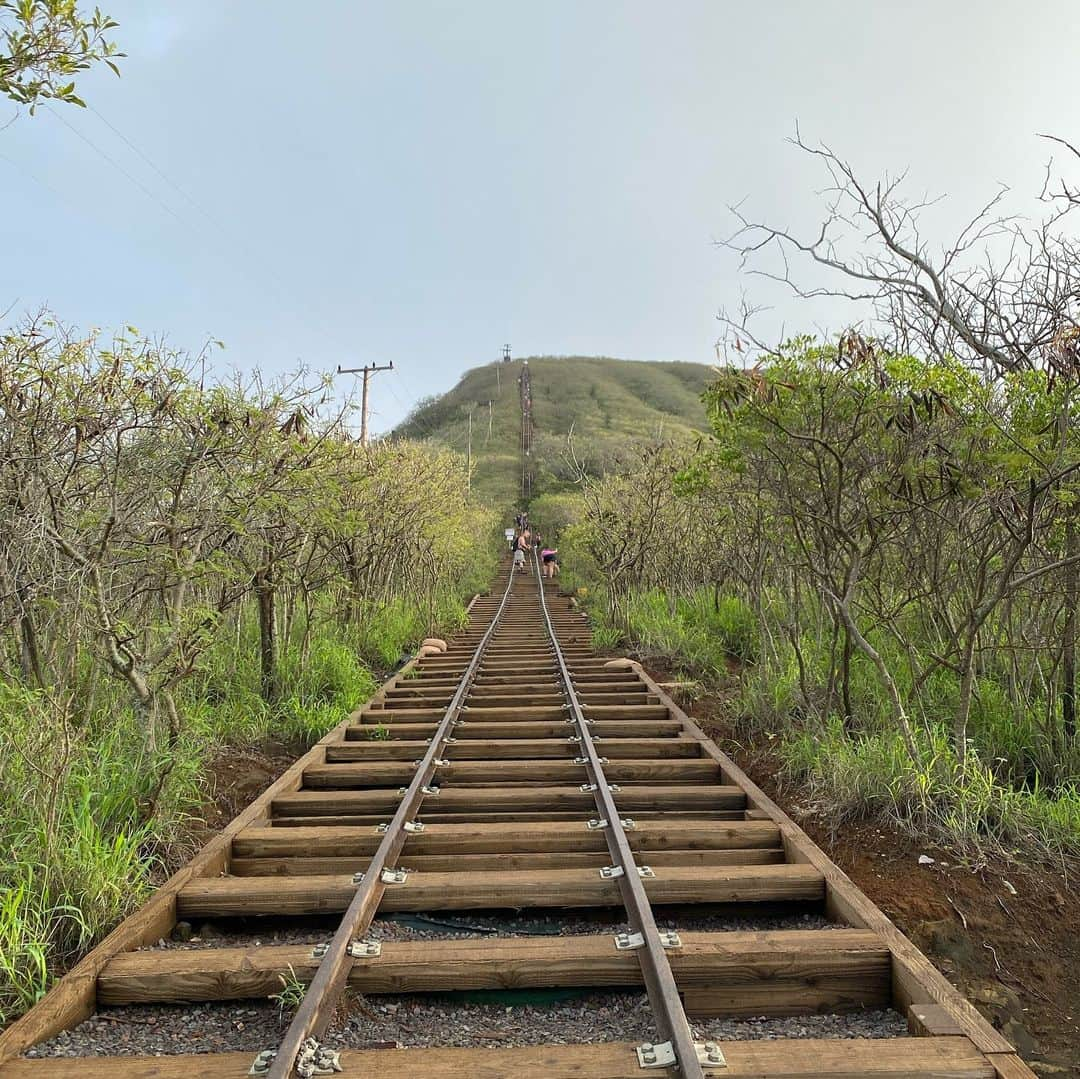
[2,0,1078,433]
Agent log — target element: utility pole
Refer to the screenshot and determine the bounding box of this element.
[466,408,473,490]
[337,361,394,446]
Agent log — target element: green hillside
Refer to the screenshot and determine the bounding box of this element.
[393,356,713,507]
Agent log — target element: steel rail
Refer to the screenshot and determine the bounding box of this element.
[265,564,518,1078]
[532,550,706,1077]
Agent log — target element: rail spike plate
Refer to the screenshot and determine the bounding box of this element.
[346,939,382,958]
[295,1036,342,1077]
[696,1040,727,1067]
[636,1041,677,1069]
[249,1049,276,1075]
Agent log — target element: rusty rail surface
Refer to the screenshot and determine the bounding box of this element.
[264,566,517,1077]
[532,547,706,1076]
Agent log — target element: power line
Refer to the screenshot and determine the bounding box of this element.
[85,103,338,336]
[46,105,190,229]
[357,362,454,446]
[383,367,453,442]
[47,105,363,368]
[0,149,85,219]
[88,104,210,219]
[396,357,514,451]
[35,106,469,455]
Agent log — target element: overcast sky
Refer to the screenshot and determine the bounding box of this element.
[2,1,1077,432]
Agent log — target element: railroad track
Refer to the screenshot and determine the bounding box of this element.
[0,554,1033,1078]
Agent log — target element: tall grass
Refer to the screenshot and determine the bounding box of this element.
[0,592,470,1027]
[0,868,59,1020]
[779,721,1080,862]
[583,587,755,675]
[0,695,157,1023]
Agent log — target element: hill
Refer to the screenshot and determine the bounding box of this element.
[392,356,714,507]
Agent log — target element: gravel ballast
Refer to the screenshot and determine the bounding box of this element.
[25,1002,287,1057]
[144,909,837,951]
[338,994,909,1050]
[27,993,908,1058]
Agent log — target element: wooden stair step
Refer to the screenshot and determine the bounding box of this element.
[273,784,746,816]
[301,759,720,788]
[268,809,746,826]
[475,672,636,685]
[233,819,783,857]
[325,737,703,762]
[229,848,785,875]
[177,864,825,916]
[359,704,672,724]
[0,1037,998,1077]
[346,719,685,740]
[97,928,887,1009]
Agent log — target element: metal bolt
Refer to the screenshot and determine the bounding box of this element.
[248,1049,276,1075]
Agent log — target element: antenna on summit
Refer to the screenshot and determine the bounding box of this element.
[497,344,512,394]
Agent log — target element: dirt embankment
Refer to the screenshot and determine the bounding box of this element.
[687,699,1080,1076]
[162,741,300,874]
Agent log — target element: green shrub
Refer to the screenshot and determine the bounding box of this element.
[354,600,425,669]
[0,683,158,1025]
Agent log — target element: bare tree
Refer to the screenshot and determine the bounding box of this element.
[719,129,1080,380]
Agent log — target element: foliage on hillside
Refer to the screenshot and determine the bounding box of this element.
[0,316,496,1023]
[394,356,712,508]
[560,339,1080,866]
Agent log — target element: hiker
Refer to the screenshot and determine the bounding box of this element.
[513,528,532,571]
[541,544,559,578]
